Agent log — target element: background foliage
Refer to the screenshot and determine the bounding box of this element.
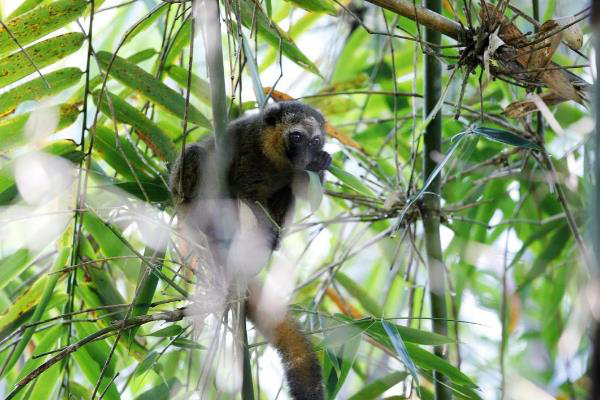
[0,0,594,399]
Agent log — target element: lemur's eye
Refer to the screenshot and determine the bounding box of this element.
[310,137,321,147]
[290,132,303,143]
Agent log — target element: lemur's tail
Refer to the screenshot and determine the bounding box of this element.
[246,286,323,400]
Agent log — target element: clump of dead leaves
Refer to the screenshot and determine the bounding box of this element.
[459,1,589,119]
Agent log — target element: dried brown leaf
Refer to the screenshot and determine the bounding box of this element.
[527,20,562,73]
[541,69,582,103]
[504,92,566,118]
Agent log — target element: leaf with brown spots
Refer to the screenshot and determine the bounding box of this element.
[0,68,83,117]
[0,32,85,89]
[0,0,87,57]
[93,90,177,163]
[0,103,80,152]
[95,51,211,128]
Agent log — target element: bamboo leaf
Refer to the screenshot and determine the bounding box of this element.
[0,103,79,152]
[0,0,87,57]
[0,32,85,89]
[404,342,475,386]
[337,316,453,346]
[335,272,382,317]
[347,371,407,400]
[165,20,191,66]
[0,249,29,290]
[135,351,159,377]
[130,248,165,341]
[123,4,168,44]
[11,325,63,400]
[134,378,181,400]
[72,348,120,400]
[517,223,571,291]
[382,320,420,388]
[173,339,205,350]
[0,276,47,339]
[473,127,541,150]
[240,31,267,108]
[93,125,157,180]
[112,179,171,203]
[283,0,337,15]
[95,51,211,128]
[166,65,211,104]
[328,165,375,197]
[144,325,184,337]
[0,68,83,117]
[306,171,324,212]
[74,320,118,378]
[92,89,177,162]
[234,0,322,77]
[3,248,70,374]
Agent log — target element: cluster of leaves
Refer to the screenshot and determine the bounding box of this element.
[0,0,593,399]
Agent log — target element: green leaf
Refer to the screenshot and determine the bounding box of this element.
[234,0,322,77]
[283,0,337,14]
[95,51,211,128]
[123,4,168,44]
[0,275,47,339]
[335,272,382,317]
[135,351,159,377]
[43,139,85,162]
[318,319,371,350]
[134,378,181,400]
[306,170,324,212]
[12,325,64,400]
[517,223,571,291]
[335,315,454,347]
[347,371,407,400]
[322,329,361,399]
[7,0,46,19]
[405,342,474,386]
[112,179,171,203]
[130,248,165,341]
[328,165,375,197]
[144,325,184,337]
[473,127,541,150]
[0,0,87,57]
[382,320,419,388]
[0,68,83,117]
[172,339,205,350]
[0,32,85,89]
[72,347,120,400]
[93,125,157,180]
[0,249,30,290]
[240,31,267,108]
[93,89,177,162]
[75,320,117,378]
[165,65,211,104]
[0,103,79,151]
[165,20,191,66]
[4,248,70,374]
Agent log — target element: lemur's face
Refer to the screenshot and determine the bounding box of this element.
[262,101,326,171]
[284,115,325,170]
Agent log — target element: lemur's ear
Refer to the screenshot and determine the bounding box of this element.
[263,102,282,125]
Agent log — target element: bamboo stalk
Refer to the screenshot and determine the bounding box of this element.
[422,0,452,398]
[365,0,463,40]
[197,0,253,398]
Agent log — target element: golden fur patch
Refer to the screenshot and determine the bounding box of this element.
[261,123,290,170]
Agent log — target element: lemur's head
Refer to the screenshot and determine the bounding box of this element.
[261,101,326,171]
